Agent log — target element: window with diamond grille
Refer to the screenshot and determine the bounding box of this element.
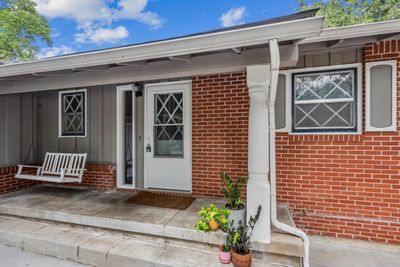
[292,68,357,132]
[154,92,184,157]
[59,90,86,136]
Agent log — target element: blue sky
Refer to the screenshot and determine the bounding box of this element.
[35,0,301,58]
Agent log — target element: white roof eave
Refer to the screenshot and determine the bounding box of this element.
[0,16,324,78]
[302,19,400,44]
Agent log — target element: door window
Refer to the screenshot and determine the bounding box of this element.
[153,92,184,157]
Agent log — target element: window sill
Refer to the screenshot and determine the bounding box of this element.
[287,133,364,143]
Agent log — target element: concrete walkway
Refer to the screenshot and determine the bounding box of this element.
[310,236,400,267]
[0,243,88,267]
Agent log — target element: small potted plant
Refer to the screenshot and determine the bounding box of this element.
[218,240,232,264]
[196,204,230,233]
[218,220,237,264]
[220,173,246,229]
[231,206,261,267]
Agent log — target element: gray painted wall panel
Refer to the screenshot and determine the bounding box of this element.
[88,86,103,162]
[0,93,37,167]
[101,85,117,163]
[297,48,362,68]
[0,97,7,165]
[36,85,117,164]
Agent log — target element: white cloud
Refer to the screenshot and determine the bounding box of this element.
[75,26,129,44]
[33,0,163,44]
[219,6,246,27]
[37,45,76,58]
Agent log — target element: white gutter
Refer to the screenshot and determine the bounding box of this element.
[268,39,310,267]
[302,19,400,44]
[0,16,323,78]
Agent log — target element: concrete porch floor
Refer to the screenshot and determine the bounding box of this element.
[0,185,303,259]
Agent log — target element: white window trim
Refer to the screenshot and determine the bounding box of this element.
[58,89,88,138]
[365,60,397,132]
[278,63,362,134]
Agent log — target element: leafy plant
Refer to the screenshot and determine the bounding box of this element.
[221,241,231,252]
[297,0,400,28]
[195,204,230,233]
[0,0,52,62]
[220,173,246,210]
[231,206,262,255]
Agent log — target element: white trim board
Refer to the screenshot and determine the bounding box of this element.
[365,60,397,132]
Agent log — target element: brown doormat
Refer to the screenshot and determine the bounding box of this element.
[124,191,196,210]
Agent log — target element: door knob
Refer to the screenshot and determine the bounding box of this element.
[146,137,151,152]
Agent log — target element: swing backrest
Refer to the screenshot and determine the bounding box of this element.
[41,153,87,177]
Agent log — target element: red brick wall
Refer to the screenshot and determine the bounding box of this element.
[0,163,116,192]
[191,40,400,244]
[192,72,249,197]
[0,166,39,194]
[59,163,116,190]
[276,40,400,244]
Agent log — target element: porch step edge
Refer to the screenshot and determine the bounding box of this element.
[0,215,301,267]
[0,204,304,258]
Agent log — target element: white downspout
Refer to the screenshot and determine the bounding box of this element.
[268,39,310,267]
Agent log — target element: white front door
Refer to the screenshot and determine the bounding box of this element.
[144,81,192,192]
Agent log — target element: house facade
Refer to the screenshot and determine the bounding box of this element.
[0,10,399,246]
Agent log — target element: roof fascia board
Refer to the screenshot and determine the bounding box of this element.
[303,19,400,44]
[0,17,323,78]
[0,46,300,94]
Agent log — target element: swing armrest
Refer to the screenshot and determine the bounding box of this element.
[17,165,42,169]
[17,165,42,175]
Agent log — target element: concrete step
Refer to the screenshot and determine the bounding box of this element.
[0,215,301,267]
[0,189,304,258]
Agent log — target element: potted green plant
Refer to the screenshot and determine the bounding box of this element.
[218,240,232,264]
[218,220,236,264]
[220,173,246,229]
[231,206,261,267]
[195,204,230,233]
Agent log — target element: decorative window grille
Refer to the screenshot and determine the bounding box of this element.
[59,89,87,137]
[292,68,357,132]
[154,92,184,157]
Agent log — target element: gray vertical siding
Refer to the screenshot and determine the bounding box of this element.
[0,93,38,167]
[0,85,117,167]
[37,85,117,164]
[296,48,363,69]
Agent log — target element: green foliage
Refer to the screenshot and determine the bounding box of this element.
[0,0,52,61]
[221,241,231,252]
[297,0,400,28]
[231,206,262,255]
[195,204,230,233]
[224,220,239,252]
[220,173,246,210]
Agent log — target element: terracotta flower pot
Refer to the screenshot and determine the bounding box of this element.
[218,245,231,264]
[232,250,252,267]
[209,219,219,231]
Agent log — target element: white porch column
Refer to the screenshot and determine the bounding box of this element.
[247,64,271,243]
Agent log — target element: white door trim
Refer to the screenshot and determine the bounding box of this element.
[144,80,192,192]
[116,85,136,189]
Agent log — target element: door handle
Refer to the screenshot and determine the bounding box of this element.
[146,137,151,152]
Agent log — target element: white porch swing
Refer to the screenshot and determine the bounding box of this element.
[15,91,87,183]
